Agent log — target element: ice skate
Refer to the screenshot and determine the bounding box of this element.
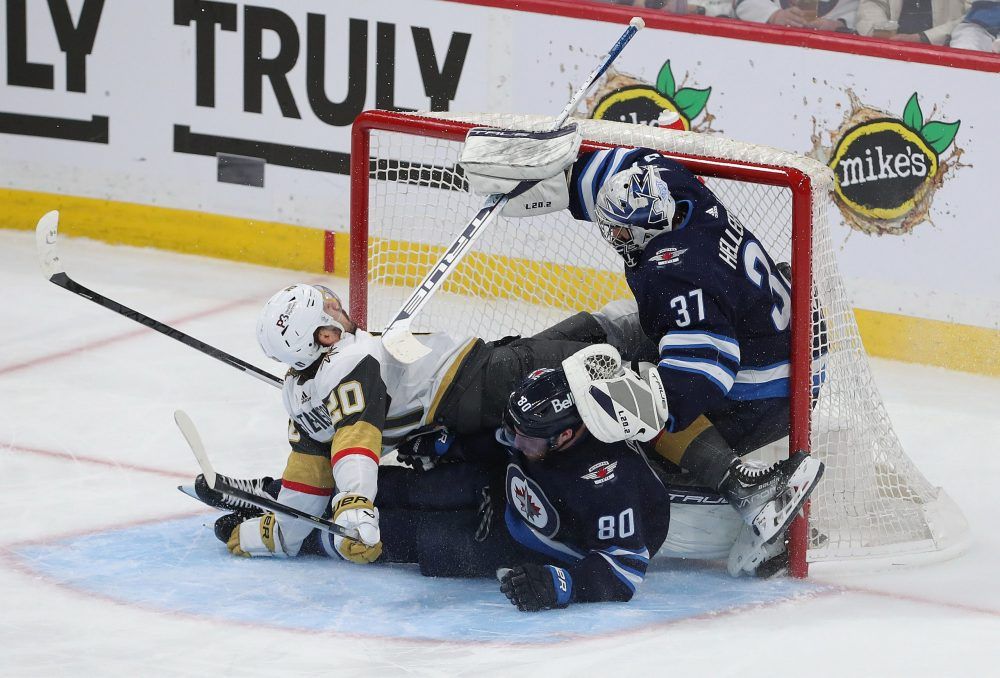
[178,473,277,518]
[719,451,824,545]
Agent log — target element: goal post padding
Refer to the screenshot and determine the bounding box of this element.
[350,110,969,575]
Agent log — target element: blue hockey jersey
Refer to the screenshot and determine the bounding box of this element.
[504,434,670,603]
[569,148,793,433]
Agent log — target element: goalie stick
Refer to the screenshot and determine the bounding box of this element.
[174,410,361,542]
[380,16,646,364]
[35,211,283,389]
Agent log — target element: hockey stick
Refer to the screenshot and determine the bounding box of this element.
[174,410,361,542]
[35,211,283,389]
[380,16,645,364]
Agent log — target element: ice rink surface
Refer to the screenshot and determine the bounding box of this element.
[1,229,998,677]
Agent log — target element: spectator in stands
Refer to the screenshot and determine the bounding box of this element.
[856,0,971,43]
[949,1,1000,48]
[734,0,858,29]
[603,0,734,17]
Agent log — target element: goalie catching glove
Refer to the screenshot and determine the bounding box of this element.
[563,344,669,443]
[459,125,581,218]
[331,492,382,564]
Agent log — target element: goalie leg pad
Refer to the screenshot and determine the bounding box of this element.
[727,523,787,577]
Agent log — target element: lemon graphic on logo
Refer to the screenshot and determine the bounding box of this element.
[591,61,710,131]
[818,92,962,235]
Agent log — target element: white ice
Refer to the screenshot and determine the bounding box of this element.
[1,229,998,677]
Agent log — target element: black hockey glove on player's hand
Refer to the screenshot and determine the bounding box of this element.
[498,564,573,612]
[395,428,456,471]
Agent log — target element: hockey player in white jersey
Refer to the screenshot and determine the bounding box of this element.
[212,283,601,564]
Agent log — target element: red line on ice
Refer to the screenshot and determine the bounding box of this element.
[1,442,189,480]
[0,297,252,377]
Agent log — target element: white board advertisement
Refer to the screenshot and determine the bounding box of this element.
[1,0,997,328]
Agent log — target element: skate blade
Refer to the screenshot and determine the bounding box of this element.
[751,457,826,545]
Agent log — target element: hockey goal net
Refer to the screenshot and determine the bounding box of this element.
[349,110,968,575]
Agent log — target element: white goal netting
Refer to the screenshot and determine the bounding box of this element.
[353,111,969,567]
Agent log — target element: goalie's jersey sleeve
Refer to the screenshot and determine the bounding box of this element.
[568,148,793,432]
[504,436,670,603]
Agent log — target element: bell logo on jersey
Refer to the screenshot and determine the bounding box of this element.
[581,460,618,486]
[648,247,687,267]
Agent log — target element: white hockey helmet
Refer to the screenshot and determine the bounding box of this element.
[256,284,346,370]
[595,165,676,267]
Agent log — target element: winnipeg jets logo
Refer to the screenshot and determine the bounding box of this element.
[631,168,673,225]
[649,247,687,266]
[506,465,559,536]
[514,483,542,520]
[581,460,618,485]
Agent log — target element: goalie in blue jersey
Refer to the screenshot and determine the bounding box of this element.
[460,126,825,560]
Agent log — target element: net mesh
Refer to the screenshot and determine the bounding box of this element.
[356,111,968,565]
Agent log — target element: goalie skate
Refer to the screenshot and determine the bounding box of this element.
[720,451,825,545]
[178,473,276,518]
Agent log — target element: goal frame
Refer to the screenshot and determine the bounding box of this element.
[350,109,818,577]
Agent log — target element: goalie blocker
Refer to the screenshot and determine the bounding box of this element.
[460,125,582,218]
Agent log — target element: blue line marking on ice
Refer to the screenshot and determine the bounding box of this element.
[14,516,825,643]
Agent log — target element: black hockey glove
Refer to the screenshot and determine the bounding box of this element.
[394,428,456,471]
[498,563,573,612]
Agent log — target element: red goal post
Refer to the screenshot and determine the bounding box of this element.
[350,109,968,577]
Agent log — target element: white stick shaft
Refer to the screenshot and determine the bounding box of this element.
[380,18,643,362]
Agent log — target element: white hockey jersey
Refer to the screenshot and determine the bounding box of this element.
[274,328,478,554]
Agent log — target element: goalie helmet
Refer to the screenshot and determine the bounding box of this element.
[498,368,583,458]
[595,165,676,267]
[256,284,346,370]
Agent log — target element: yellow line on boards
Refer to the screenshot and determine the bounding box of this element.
[854,309,1000,377]
[3,189,997,377]
[1,188,335,274]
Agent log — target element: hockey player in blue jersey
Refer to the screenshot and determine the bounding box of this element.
[193,367,679,610]
[459,127,824,556]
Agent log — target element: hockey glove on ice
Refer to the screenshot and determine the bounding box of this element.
[331,492,383,564]
[498,564,573,612]
[219,512,288,557]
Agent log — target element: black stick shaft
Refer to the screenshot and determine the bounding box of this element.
[50,272,283,388]
[216,478,359,541]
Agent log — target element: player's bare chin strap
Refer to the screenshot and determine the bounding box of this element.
[654,416,737,490]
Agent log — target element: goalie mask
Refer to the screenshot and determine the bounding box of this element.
[498,368,583,459]
[256,284,347,370]
[595,165,677,267]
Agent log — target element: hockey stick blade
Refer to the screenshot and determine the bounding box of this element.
[378,19,642,362]
[174,410,217,488]
[381,326,432,363]
[36,210,64,280]
[35,212,283,389]
[173,410,361,542]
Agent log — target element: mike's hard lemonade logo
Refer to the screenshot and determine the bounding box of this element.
[586,61,715,132]
[821,93,963,235]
